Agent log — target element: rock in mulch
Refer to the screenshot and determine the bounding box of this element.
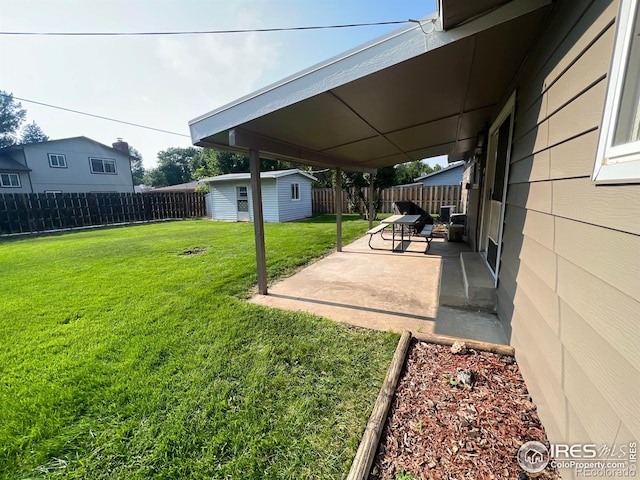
[370,339,560,480]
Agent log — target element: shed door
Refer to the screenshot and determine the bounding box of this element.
[236,186,250,222]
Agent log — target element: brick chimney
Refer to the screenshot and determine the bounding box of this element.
[112,138,129,155]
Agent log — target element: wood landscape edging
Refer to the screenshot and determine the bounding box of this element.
[345,330,515,480]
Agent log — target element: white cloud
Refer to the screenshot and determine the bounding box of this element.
[155,25,281,109]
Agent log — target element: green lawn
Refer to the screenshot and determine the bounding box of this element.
[0,216,398,479]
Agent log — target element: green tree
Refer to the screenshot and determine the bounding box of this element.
[155,147,201,185]
[128,146,145,185]
[142,168,167,187]
[191,148,218,179]
[340,166,396,219]
[20,121,49,144]
[394,160,434,185]
[191,149,300,178]
[0,91,26,148]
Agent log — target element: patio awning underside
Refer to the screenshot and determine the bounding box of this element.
[189,0,552,172]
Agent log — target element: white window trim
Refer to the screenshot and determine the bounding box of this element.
[291,182,300,201]
[0,173,21,188]
[89,157,117,175]
[48,153,67,168]
[594,0,640,183]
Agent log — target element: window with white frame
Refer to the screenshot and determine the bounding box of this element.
[291,182,300,200]
[0,173,21,187]
[594,0,640,183]
[89,157,117,174]
[48,153,67,168]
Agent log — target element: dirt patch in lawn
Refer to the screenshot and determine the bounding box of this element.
[179,247,207,256]
[371,339,560,480]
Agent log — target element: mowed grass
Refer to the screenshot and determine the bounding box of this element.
[0,216,398,479]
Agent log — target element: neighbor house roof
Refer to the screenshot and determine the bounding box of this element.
[189,0,552,172]
[149,181,202,192]
[414,160,465,182]
[0,136,132,159]
[0,154,31,172]
[201,169,317,183]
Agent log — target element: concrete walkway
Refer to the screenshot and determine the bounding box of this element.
[249,233,509,345]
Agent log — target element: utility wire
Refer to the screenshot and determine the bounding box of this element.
[1,93,190,138]
[0,20,409,36]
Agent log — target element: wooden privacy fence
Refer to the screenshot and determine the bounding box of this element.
[312,184,462,215]
[0,192,207,235]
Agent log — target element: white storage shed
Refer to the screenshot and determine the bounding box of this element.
[202,169,316,222]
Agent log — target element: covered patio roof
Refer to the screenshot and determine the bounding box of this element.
[189,0,552,172]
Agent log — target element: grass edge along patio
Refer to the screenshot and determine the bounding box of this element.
[0,217,399,479]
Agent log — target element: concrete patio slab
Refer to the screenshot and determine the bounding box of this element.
[249,233,509,345]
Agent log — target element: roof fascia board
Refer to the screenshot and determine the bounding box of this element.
[20,136,131,158]
[189,0,550,145]
[203,170,317,183]
[229,128,376,173]
[189,20,430,143]
[188,14,435,129]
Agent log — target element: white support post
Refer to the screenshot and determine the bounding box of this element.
[249,149,268,295]
[336,167,343,252]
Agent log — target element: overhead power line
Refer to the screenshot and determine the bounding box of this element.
[0,20,409,36]
[0,93,190,138]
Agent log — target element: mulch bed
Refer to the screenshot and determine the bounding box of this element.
[370,339,561,480]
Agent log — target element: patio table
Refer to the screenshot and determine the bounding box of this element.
[380,214,421,252]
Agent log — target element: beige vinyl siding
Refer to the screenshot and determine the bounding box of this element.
[495,0,640,463]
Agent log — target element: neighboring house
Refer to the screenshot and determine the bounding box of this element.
[189,0,639,469]
[201,169,316,222]
[149,181,202,192]
[0,136,134,194]
[413,161,464,186]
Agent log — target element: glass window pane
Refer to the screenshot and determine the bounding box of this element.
[1,174,8,185]
[91,159,104,172]
[613,4,640,146]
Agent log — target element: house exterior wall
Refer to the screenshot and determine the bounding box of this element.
[210,179,279,222]
[0,150,32,193]
[0,171,32,193]
[211,182,239,221]
[489,0,638,472]
[276,175,313,222]
[418,165,463,186]
[22,138,134,193]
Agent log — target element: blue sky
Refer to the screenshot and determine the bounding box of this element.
[0,0,438,169]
